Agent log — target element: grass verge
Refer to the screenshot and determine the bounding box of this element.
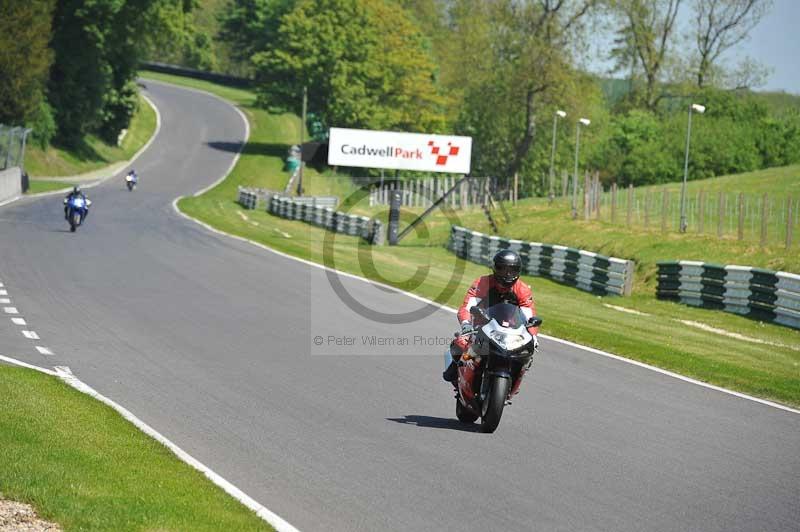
[148,72,800,408]
[25,180,74,194]
[0,365,273,531]
[24,93,157,178]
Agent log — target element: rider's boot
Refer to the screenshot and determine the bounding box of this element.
[442,344,461,383]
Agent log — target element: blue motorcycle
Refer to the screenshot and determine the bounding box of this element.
[65,196,91,232]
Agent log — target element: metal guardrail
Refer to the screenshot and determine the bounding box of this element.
[656,261,800,330]
[140,61,253,88]
[268,196,383,245]
[0,125,32,171]
[448,226,635,296]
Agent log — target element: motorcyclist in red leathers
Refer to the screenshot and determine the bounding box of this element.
[443,249,539,383]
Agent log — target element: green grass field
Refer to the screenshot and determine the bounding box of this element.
[0,365,273,531]
[24,93,157,178]
[25,180,74,194]
[154,72,800,408]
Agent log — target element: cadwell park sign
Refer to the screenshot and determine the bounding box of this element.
[328,127,472,174]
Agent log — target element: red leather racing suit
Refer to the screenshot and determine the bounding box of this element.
[453,275,539,354]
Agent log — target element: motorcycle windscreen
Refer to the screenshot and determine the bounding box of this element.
[484,303,527,328]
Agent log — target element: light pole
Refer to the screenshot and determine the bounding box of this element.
[549,110,567,202]
[571,118,591,219]
[679,103,705,232]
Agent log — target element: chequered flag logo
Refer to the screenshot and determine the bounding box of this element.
[428,140,460,166]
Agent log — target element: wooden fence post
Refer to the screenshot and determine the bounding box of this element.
[787,196,794,249]
[583,172,590,220]
[738,193,745,241]
[661,189,669,233]
[760,193,768,247]
[644,190,650,229]
[611,183,617,223]
[717,192,725,237]
[626,184,633,227]
[698,190,705,234]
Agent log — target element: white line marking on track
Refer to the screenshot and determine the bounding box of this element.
[11,317,26,325]
[0,289,8,295]
[0,298,10,304]
[0,352,300,532]
[173,197,800,416]
[35,346,53,356]
[22,330,40,340]
[3,307,18,314]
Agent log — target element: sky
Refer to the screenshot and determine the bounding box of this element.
[585,0,800,94]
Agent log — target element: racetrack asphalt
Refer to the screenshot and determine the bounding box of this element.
[1,80,798,532]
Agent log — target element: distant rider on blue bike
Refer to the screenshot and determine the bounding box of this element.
[64,185,89,220]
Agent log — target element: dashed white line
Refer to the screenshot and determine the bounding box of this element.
[0,298,10,304]
[11,317,26,326]
[0,289,8,295]
[35,346,54,356]
[22,330,40,340]
[3,307,19,314]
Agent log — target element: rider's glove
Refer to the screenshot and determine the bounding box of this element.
[460,321,472,335]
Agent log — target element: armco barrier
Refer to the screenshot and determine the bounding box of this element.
[268,196,383,245]
[448,226,635,296]
[656,261,800,330]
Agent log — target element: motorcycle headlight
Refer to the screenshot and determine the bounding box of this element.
[489,331,526,351]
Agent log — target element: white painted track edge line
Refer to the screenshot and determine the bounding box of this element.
[172,201,800,416]
[52,368,301,532]
[0,93,162,206]
[141,79,250,198]
[146,79,300,532]
[0,354,58,376]
[0,354,299,532]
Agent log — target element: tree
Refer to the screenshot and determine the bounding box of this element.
[144,0,218,71]
[441,0,597,179]
[0,0,55,126]
[692,0,771,88]
[252,0,446,133]
[613,0,682,111]
[49,0,186,144]
[218,0,293,74]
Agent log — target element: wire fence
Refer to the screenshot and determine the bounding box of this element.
[549,171,798,248]
[0,125,32,171]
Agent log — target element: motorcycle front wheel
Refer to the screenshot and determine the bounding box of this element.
[480,376,510,433]
[70,211,80,232]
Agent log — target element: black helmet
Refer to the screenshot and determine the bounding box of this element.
[492,249,521,286]
[73,185,81,194]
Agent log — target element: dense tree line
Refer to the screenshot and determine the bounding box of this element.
[211,0,798,188]
[3,0,796,187]
[0,0,198,148]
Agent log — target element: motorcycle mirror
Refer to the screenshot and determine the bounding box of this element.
[527,316,543,327]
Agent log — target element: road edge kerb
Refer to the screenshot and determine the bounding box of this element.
[164,80,799,417]
[0,93,162,208]
[2,89,302,531]
[0,354,300,532]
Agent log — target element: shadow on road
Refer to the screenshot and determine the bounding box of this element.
[387,415,478,432]
[206,141,287,158]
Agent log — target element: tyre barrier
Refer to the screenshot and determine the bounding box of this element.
[237,187,338,211]
[268,195,384,245]
[656,261,800,330]
[448,226,635,296]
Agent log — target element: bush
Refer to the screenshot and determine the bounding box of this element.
[28,99,57,149]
